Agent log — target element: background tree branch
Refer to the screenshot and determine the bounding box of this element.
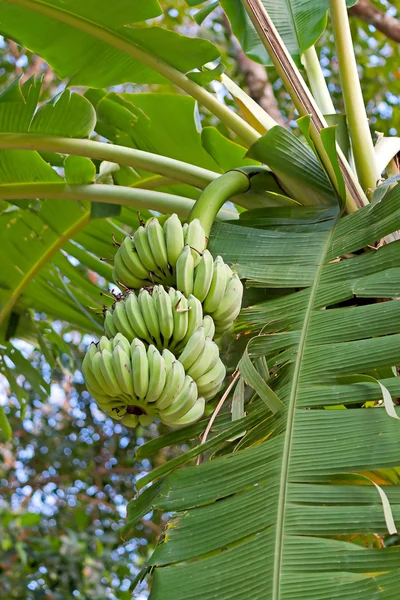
[349,0,400,43]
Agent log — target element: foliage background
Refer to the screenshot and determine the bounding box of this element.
[1,0,399,598]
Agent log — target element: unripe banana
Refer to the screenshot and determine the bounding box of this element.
[202,315,215,339]
[119,236,150,280]
[104,310,118,338]
[99,349,122,396]
[187,337,220,381]
[83,346,105,396]
[131,339,149,399]
[124,292,152,344]
[163,396,205,427]
[164,213,184,268]
[91,351,118,397]
[146,217,169,273]
[193,249,214,302]
[138,289,162,348]
[182,222,189,241]
[98,336,113,353]
[153,285,174,346]
[203,256,229,314]
[178,326,206,370]
[112,300,137,340]
[169,289,189,350]
[112,344,135,396]
[133,226,160,274]
[113,252,146,289]
[211,274,243,321]
[156,358,186,410]
[112,332,131,354]
[186,219,206,267]
[146,345,167,403]
[159,376,197,420]
[181,295,203,347]
[139,414,154,426]
[176,245,194,297]
[196,359,226,398]
[121,414,139,428]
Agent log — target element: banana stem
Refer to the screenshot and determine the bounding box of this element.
[0,182,238,221]
[301,46,336,115]
[189,170,250,237]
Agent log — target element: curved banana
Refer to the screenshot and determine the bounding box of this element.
[91,351,118,397]
[176,245,194,297]
[124,292,152,344]
[156,358,186,410]
[202,315,215,339]
[133,226,160,274]
[181,295,203,347]
[99,349,123,397]
[146,345,167,403]
[153,285,174,346]
[112,344,135,396]
[163,396,205,427]
[112,300,137,341]
[186,218,206,267]
[164,213,184,268]
[146,218,169,273]
[187,337,220,381]
[104,310,118,338]
[196,359,226,399]
[98,335,113,353]
[131,339,149,399]
[113,251,145,289]
[178,326,206,370]
[112,332,131,354]
[159,376,197,421]
[118,236,150,281]
[121,414,139,428]
[211,274,243,321]
[138,289,162,348]
[169,289,189,349]
[203,256,229,314]
[193,249,214,302]
[139,414,154,426]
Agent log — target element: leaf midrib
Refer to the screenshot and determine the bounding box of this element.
[272,225,336,600]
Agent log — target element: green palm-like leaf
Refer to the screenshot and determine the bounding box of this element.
[127,183,400,599]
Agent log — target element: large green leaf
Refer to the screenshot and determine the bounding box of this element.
[130,183,400,598]
[0,0,219,87]
[220,0,356,66]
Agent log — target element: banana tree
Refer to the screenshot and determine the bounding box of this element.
[1,0,400,598]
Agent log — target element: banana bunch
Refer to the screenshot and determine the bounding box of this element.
[82,334,206,428]
[113,214,243,335]
[113,215,206,289]
[104,285,215,351]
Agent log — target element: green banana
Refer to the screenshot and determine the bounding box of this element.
[133,226,160,274]
[124,292,152,344]
[104,310,118,338]
[193,249,214,302]
[139,415,154,426]
[98,336,113,353]
[112,344,135,396]
[196,359,226,398]
[146,218,169,273]
[163,396,205,427]
[164,213,184,268]
[153,285,174,346]
[138,289,162,348]
[187,337,220,381]
[91,351,118,397]
[112,300,137,341]
[119,236,150,280]
[178,326,206,370]
[211,274,243,321]
[146,345,167,403]
[202,315,215,339]
[99,349,124,397]
[159,376,197,420]
[156,358,186,410]
[131,339,149,399]
[82,346,105,396]
[112,333,131,354]
[113,251,145,289]
[176,245,194,297]
[181,294,203,347]
[121,414,139,428]
[169,289,189,349]
[186,218,206,267]
[203,256,229,314]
